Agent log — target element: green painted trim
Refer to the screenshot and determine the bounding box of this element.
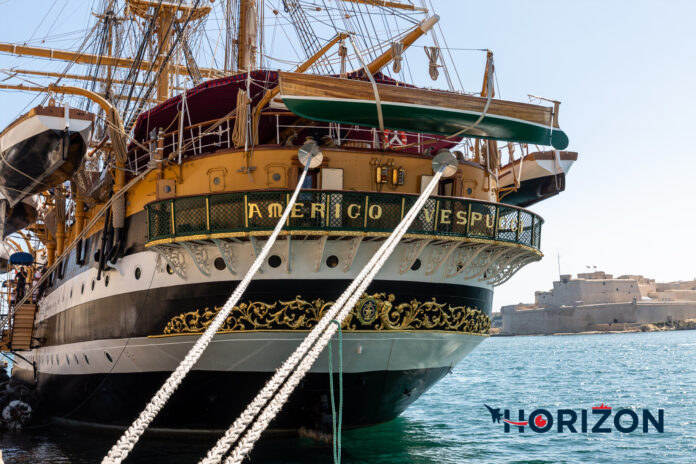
[282,97,570,150]
[144,190,544,252]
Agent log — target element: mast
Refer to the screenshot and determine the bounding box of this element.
[156,6,176,101]
[127,0,212,102]
[0,43,221,79]
[237,0,258,72]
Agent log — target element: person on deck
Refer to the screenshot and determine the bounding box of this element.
[15,267,26,304]
[32,269,41,303]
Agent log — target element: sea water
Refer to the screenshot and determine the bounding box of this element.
[1,330,694,463]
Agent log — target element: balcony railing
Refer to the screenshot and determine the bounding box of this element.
[146,190,543,251]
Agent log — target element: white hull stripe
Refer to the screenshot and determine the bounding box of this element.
[17,331,486,376]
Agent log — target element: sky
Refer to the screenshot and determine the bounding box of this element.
[0,0,695,310]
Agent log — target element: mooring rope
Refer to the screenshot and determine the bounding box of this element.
[328,320,343,464]
[100,156,316,464]
[200,167,446,464]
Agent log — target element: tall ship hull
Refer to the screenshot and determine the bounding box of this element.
[0,0,574,453]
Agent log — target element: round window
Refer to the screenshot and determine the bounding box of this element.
[411,259,422,271]
[134,267,142,280]
[268,255,282,268]
[326,255,339,268]
[214,257,226,271]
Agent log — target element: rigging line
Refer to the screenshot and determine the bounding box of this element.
[425,0,463,91]
[117,0,165,114]
[348,1,376,62]
[44,0,71,44]
[125,0,202,126]
[206,3,224,71]
[120,0,169,125]
[26,0,59,44]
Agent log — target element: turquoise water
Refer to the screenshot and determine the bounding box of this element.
[1,331,694,463]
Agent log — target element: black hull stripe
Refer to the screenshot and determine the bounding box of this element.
[37,279,493,346]
[24,368,449,432]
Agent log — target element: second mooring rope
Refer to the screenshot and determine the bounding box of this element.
[201,167,446,464]
[329,320,343,464]
[101,157,315,464]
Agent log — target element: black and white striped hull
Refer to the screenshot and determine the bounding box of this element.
[14,237,494,432]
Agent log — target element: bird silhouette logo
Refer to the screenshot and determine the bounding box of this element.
[484,404,503,423]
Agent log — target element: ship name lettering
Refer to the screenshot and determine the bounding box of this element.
[456,210,467,225]
[347,204,361,219]
[267,203,283,218]
[239,199,521,233]
[470,211,483,227]
[291,203,304,218]
[247,203,262,219]
[368,204,382,220]
[440,209,451,224]
[311,203,325,219]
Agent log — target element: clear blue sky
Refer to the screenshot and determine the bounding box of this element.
[0,0,695,310]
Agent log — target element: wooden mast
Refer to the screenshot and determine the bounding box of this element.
[0,43,221,78]
[340,0,428,12]
[156,6,176,102]
[237,0,257,72]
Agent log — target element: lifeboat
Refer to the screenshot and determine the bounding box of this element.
[0,194,39,239]
[0,104,94,207]
[498,150,578,207]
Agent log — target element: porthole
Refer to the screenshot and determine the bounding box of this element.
[134,267,142,280]
[214,257,226,271]
[272,173,281,181]
[83,353,90,365]
[326,255,339,268]
[91,280,95,291]
[81,283,85,295]
[268,255,282,268]
[166,264,174,275]
[66,354,70,365]
[74,354,79,365]
[104,351,113,363]
[213,177,221,185]
[105,275,110,287]
[466,188,473,195]
[411,259,422,271]
[70,289,73,298]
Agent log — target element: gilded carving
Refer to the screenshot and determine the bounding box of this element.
[162,293,491,335]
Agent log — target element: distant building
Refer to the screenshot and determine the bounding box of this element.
[501,272,696,335]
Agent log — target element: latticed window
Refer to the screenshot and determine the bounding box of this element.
[145,190,543,252]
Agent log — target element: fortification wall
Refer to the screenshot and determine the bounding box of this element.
[646,290,696,302]
[534,279,641,308]
[501,302,696,335]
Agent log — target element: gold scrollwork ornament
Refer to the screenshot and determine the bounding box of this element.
[162,293,490,335]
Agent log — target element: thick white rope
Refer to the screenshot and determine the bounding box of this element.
[201,168,445,464]
[101,159,314,464]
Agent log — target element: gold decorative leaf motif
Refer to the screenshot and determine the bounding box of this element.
[162,293,491,335]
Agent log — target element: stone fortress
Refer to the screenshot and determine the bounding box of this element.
[500,271,696,335]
